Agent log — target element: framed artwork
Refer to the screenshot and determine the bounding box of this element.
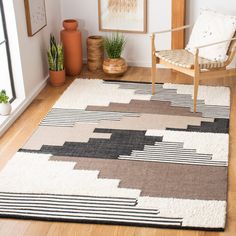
[24,0,47,37]
[98,0,147,34]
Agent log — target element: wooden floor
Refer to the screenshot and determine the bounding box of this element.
[0,66,235,236]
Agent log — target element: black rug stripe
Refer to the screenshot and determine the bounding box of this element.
[0,213,225,232]
[166,118,229,133]
[20,129,163,158]
[0,192,136,201]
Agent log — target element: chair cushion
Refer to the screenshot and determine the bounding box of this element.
[156,50,225,69]
[185,9,236,62]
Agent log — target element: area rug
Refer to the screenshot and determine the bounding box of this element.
[0,79,230,231]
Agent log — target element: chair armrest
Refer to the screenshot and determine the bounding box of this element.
[151,24,192,35]
[195,37,236,49]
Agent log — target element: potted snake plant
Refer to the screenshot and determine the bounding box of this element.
[103,33,127,76]
[0,90,11,116]
[47,35,65,86]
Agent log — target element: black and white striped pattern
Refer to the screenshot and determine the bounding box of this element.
[0,192,183,226]
[148,88,229,119]
[40,109,139,127]
[119,141,228,167]
[151,93,230,119]
[104,82,230,119]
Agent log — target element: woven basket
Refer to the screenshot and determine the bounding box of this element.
[87,36,104,71]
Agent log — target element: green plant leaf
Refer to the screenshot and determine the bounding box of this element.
[0,90,9,104]
[104,33,126,59]
[47,35,64,71]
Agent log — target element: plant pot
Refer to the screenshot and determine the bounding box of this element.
[87,36,104,71]
[103,58,128,77]
[49,70,66,87]
[61,19,83,76]
[0,102,12,116]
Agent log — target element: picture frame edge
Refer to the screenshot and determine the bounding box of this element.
[24,0,47,37]
[24,0,33,36]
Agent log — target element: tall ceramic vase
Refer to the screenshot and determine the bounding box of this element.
[61,19,83,76]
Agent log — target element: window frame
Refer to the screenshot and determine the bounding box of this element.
[0,0,16,103]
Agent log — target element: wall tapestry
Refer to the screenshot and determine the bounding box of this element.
[98,0,147,33]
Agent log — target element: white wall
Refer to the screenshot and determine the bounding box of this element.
[61,0,172,67]
[186,0,236,40]
[186,0,236,67]
[12,0,62,97]
[186,0,236,25]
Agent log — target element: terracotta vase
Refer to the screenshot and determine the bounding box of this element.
[87,36,104,71]
[103,57,128,77]
[61,19,83,76]
[49,70,65,87]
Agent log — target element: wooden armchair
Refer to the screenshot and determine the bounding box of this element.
[151,25,236,112]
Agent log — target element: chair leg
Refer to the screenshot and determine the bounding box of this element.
[151,64,156,95]
[193,76,199,113]
[151,33,156,95]
[193,48,200,113]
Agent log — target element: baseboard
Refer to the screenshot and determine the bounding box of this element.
[127,60,151,68]
[83,58,164,68]
[0,76,49,137]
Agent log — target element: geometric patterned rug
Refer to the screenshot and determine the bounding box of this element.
[0,79,230,231]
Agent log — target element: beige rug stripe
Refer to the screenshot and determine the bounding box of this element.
[95,114,213,131]
[22,125,111,150]
[23,114,213,150]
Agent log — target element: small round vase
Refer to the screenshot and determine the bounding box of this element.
[0,102,12,116]
[103,58,128,77]
[61,19,83,76]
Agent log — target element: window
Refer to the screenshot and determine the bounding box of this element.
[0,0,15,102]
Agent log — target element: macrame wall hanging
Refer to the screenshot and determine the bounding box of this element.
[108,0,137,13]
[99,0,147,33]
